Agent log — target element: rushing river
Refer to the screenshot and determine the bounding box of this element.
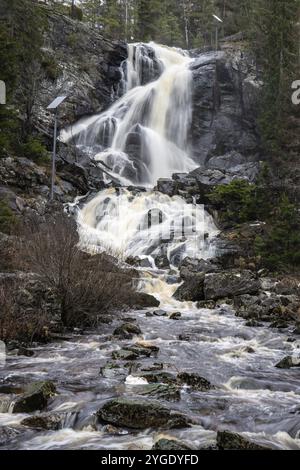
[0,43,300,450]
[1,292,300,450]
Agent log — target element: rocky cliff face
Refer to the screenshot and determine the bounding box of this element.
[190,46,261,169]
[34,6,127,138]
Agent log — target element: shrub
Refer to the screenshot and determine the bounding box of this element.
[42,55,61,81]
[19,212,135,327]
[20,136,49,163]
[208,180,266,225]
[0,282,50,344]
[255,195,300,271]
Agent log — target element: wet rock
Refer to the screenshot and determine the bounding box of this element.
[157,178,176,197]
[122,345,153,358]
[100,362,127,378]
[145,311,154,317]
[126,256,152,268]
[136,371,177,385]
[131,292,160,308]
[21,413,62,431]
[173,274,205,302]
[152,437,192,450]
[177,372,212,391]
[169,312,181,320]
[17,346,35,357]
[275,356,300,369]
[269,319,289,329]
[204,270,259,300]
[113,322,142,339]
[136,384,181,401]
[197,300,216,309]
[112,349,140,361]
[234,292,299,321]
[97,398,189,429]
[216,430,271,450]
[12,381,56,413]
[134,341,159,354]
[154,254,170,270]
[292,324,300,335]
[180,257,218,280]
[153,309,167,317]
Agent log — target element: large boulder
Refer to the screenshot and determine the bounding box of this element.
[275,356,300,369]
[173,274,205,302]
[21,413,62,431]
[12,381,56,413]
[130,292,160,308]
[113,322,142,339]
[97,398,189,429]
[179,257,218,280]
[204,270,259,300]
[217,430,271,450]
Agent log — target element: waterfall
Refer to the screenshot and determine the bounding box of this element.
[62,43,217,265]
[61,42,196,186]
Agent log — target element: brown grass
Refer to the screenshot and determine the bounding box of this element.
[16,212,136,327]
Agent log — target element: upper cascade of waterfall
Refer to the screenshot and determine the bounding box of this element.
[61,42,197,187]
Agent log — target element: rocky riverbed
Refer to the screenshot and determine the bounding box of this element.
[0,268,300,450]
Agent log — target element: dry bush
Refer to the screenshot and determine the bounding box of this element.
[0,282,50,344]
[17,212,135,327]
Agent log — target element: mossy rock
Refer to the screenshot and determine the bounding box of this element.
[21,413,62,430]
[217,430,271,450]
[97,398,189,430]
[152,437,192,450]
[12,381,56,413]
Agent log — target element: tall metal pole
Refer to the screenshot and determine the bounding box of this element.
[50,109,58,201]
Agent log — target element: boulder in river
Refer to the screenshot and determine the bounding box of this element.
[152,437,192,450]
[275,356,300,369]
[216,430,271,450]
[173,274,205,302]
[204,270,259,300]
[112,349,140,361]
[153,309,167,317]
[97,398,189,429]
[135,371,177,385]
[21,413,62,431]
[113,322,142,339]
[130,292,160,308]
[177,372,212,391]
[169,312,181,320]
[12,381,56,413]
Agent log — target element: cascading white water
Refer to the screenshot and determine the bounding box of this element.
[62,42,217,266]
[61,42,196,186]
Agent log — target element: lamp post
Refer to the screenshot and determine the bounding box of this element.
[212,14,223,52]
[47,96,67,201]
